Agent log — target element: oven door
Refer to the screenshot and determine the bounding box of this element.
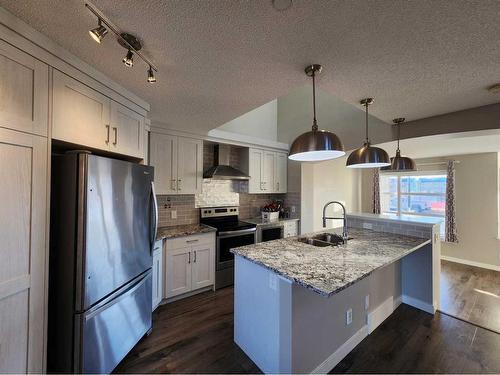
[217,228,256,270]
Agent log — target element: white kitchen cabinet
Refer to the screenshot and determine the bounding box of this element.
[52,70,145,159]
[164,232,215,299]
[0,127,48,373]
[0,40,48,136]
[248,148,263,193]
[262,151,276,193]
[110,101,145,158]
[244,148,288,193]
[165,247,192,298]
[191,244,215,290]
[149,133,203,195]
[275,152,288,193]
[152,240,163,311]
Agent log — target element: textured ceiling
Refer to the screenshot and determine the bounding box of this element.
[2,0,499,135]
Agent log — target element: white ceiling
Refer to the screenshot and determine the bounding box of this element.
[2,0,499,135]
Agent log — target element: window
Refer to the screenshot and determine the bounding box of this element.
[380,171,446,235]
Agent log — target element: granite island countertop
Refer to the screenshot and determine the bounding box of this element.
[156,224,216,240]
[231,227,430,297]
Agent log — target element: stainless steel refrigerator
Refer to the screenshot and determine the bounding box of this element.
[48,152,158,373]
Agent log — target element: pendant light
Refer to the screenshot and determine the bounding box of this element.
[288,64,345,162]
[386,118,416,171]
[346,98,391,168]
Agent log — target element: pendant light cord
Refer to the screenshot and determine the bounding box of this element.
[397,122,401,152]
[312,71,318,131]
[364,101,369,144]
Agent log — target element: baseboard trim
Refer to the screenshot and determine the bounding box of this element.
[164,285,213,304]
[402,295,435,314]
[367,296,400,334]
[311,325,369,374]
[441,255,500,272]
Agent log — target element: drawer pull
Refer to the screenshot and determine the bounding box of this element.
[186,239,199,243]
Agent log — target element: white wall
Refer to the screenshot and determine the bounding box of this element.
[301,156,361,233]
[360,153,500,269]
[217,99,278,141]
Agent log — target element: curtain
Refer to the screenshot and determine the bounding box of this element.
[445,160,458,242]
[373,169,381,214]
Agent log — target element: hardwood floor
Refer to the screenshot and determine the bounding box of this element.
[440,260,500,333]
[116,286,500,374]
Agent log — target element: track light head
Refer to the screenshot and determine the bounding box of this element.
[89,19,108,44]
[123,49,134,67]
[147,66,156,83]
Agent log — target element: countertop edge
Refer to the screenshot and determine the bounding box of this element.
[156,224,216,240]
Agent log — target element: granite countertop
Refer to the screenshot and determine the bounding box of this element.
[244,217,300,226]
[347,212,444,226]
[231,227,430,297]
[156,224,216,240]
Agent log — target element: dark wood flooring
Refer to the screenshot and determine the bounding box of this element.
[440,260,500,333]
[116,287,500,374]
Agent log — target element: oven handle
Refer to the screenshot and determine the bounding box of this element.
[218,227,257,237]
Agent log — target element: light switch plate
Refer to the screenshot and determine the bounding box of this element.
[365,295,370,310]
[269,274,278,291]
[171,210,177,219]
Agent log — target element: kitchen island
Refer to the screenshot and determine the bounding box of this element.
[231,214,440,374]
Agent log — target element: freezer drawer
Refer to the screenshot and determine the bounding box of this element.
[77,271,152,373]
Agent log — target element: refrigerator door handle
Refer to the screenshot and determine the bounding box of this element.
[150,181,158,254]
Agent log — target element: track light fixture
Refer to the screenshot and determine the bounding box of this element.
[89,19,108,43]
[85,2,158,84]
[147,66,156,83]
[123,49,134,67]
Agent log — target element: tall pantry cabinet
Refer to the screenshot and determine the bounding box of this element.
[0,40,49,373]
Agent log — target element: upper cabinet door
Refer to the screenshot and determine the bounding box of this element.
[52,70,111,150]
[276,152,288,193]
[150,133,178,195]
[176,137,203,194]
[0,40,48,136]
[262,151,276,192]
[248,148,263,193]
[110,101,145,158]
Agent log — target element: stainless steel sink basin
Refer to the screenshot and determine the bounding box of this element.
[297,232,352,247]
[297,237,333,247]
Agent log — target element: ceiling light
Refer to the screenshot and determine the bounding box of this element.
[346,98,391,168]
[147,66,156,83]
[289,64,345,162]
[123,49,134,67]
[89,19,108,43]
[382,118,416,171]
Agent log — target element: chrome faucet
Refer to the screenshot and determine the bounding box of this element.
[322,201,348,243]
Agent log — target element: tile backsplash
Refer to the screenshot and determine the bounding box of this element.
[157,195,198,227]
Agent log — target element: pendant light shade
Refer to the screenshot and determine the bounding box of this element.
[346,98,390,169]
[383,118,416,171]
[288,65,345,162]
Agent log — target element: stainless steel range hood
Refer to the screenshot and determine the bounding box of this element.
[203,144,250,180]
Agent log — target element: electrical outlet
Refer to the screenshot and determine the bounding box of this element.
[171,210,177,219]
[365,295,370,310]
[291,206,296,213]
[363,222,373,230]
[346,308,353,325]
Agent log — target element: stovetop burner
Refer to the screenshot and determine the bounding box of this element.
[199,206,256,234]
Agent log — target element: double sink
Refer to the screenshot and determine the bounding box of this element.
[297,232,352,247]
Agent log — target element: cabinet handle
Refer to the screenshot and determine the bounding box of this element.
[194,250,197,263]
[186,239,199,243]
[188,252,191,264]
[112,127,117,145]
[105,125,110,144]
[177,179,182,191]
[171,179,176,191]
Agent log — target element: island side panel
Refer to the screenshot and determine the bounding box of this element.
[291,261,402,374]
[234,256,293,374]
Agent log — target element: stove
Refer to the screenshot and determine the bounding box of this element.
[200,207,256,289]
